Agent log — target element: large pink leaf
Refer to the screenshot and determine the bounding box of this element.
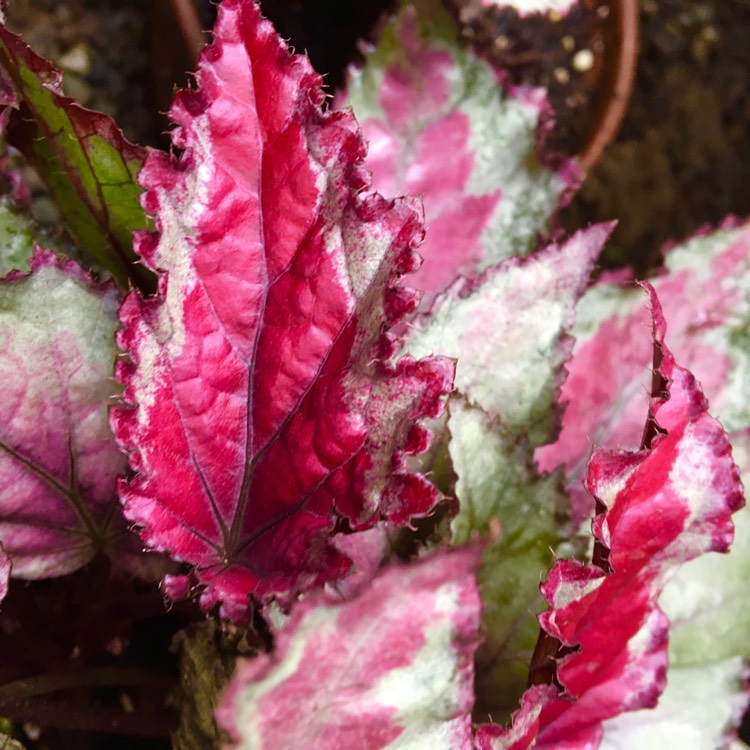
[0,249,132,579]
[341,0,576,305]
[112,0,453,621]
[216,547,481,749]
[478,285,744,748]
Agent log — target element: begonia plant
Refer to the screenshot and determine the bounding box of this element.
[0,0,745,748]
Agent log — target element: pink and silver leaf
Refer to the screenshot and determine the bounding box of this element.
[532,222,750,746]
[408,223,609,445]
[604,429,750,749]
[0,249,131,578]
[597,657,750,750]
[111,0,453,621]
[216,547,482,750]
[481,285,744,747]
[407,226,607,717]
[341,0,577,307]
[538,221,750,526]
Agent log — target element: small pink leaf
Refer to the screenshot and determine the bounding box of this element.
[216,547,482,749]
[112,0,453,621]
[481,285,744,747]
[0,250,129,578]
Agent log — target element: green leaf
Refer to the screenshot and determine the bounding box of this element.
[448,398,566,720]
[0,196,35,275]
[0,24,154,291]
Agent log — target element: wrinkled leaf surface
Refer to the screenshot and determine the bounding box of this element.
[112,0,453,621]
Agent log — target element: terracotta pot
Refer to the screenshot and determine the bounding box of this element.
[451,0,640,172]
[168,0,207,66]
[578,0,639,172]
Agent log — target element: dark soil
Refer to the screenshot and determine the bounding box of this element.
[563,0,750,274]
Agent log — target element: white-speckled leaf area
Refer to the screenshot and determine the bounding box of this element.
[217,547,481,750]
[0,249,127,578]
[407,226,608,717]
[342,0,576,305]
[477,287,744,748]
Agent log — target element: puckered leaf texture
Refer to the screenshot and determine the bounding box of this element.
[216,547,481,750]
[477,286,744,748]
[112,0,453,621]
